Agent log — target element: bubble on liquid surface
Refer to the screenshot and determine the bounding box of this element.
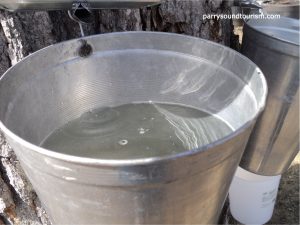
[118,139,128,146]
[138,128,149,134]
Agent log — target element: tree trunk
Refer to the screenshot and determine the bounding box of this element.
[0,1,237,224]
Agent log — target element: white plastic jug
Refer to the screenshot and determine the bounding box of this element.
[229,167,281,225]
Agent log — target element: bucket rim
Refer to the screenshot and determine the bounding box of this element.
[244,16,300,47]
[0,31,268,167]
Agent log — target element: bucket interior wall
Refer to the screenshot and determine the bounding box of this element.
[0,33,265,147]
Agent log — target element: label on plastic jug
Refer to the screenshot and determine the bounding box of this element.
[261,188,277,208]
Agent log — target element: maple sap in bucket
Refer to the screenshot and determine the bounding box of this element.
[41,102,233,158]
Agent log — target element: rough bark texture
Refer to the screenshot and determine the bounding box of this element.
[0,1,236,224]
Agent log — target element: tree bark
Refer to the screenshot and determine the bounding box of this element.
[0,1,237,224]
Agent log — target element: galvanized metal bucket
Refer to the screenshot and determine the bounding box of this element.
[240,17,299,176]
[0,32,267,224]
[0,0,161,11]
[262,0,300,19]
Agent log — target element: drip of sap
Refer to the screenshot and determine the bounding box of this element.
[41,103,233,159]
